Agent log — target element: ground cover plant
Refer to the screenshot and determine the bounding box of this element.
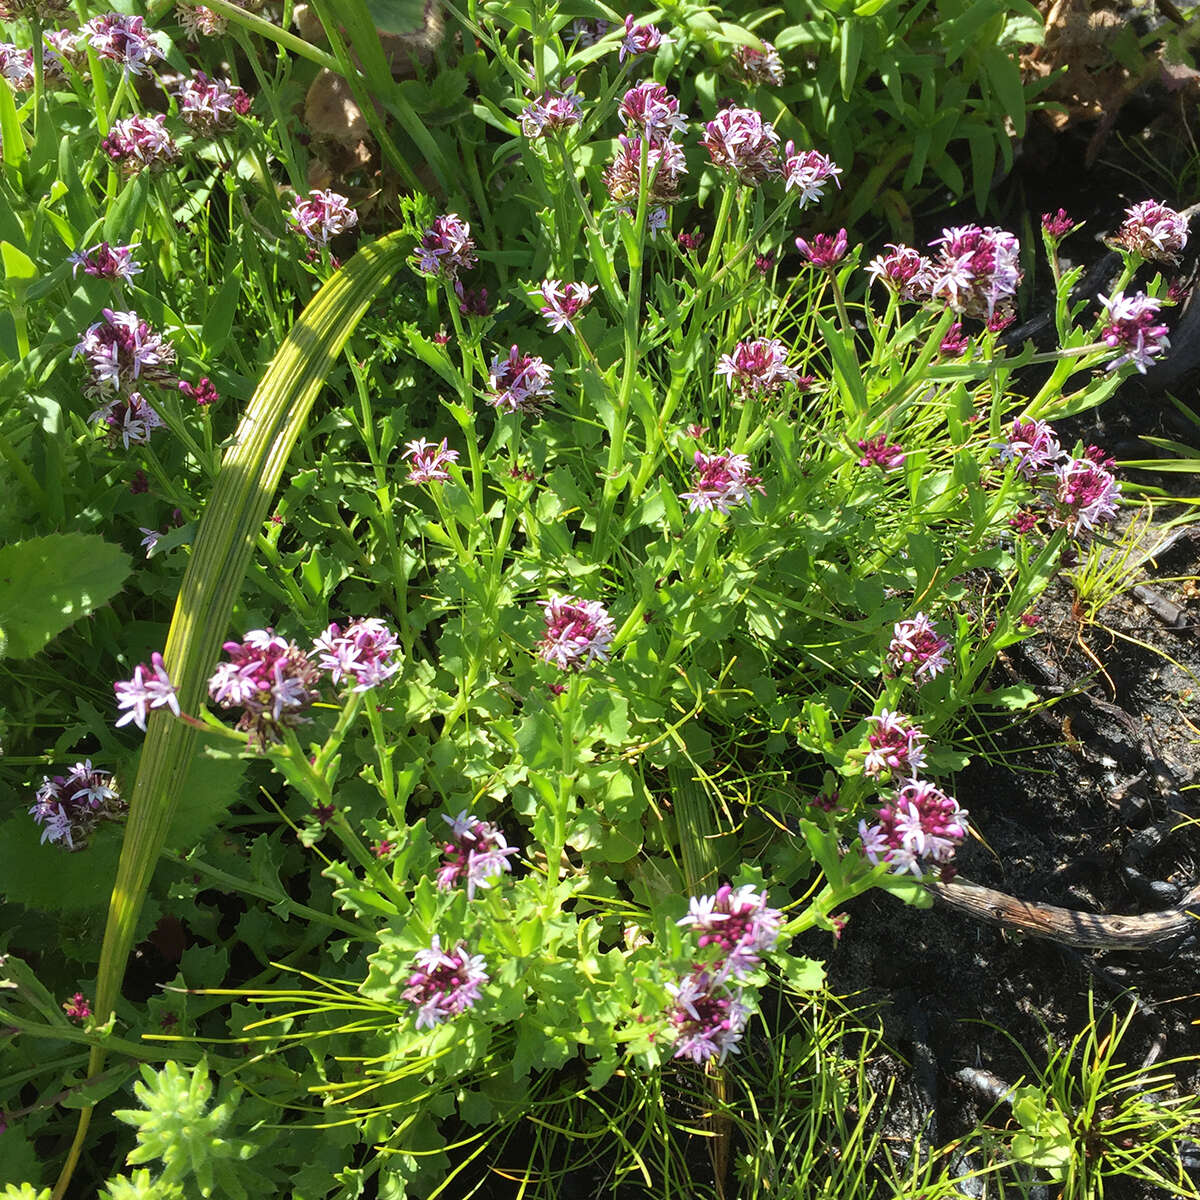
[0,1,1197,1196]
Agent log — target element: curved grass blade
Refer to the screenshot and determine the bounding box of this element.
[51,231,409,1200]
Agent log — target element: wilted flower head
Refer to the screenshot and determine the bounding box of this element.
[538,279,597,332]
[567,17,611,46]
[521,88,583,138]
[403,937,489,1029]
[731,40,784,86]
[101,115,179,172]
[619,80,687,135]
[28,760,124,850]
[887,613,951,684]
[73,309,177,396]
[678,884,783,977]
[289,190,358,247]
[208,629,323,746]
[1113,200,1189,263]
[860,779,968,877]
[312,618,400,691]
[1052,457,1121,537]
[856,433,905,472]
[82,13,163,75]
[0,43,35,90]
[715,337,800,396]
[43,28,83,70]
[175,72,251,136]
[928,224,1021,318]
[999,417,1062,478]
[487,344,554,414]
[619,13,662,62]
[701,106,780,185]
[866,243,933,301]
[176,3,228,38]
[863,709,927,778]
[667,969,749,1064]
[1098,291,1170,374]
[436,811,520,898]
[1041,208,1075,239]
[782,143,841,206]
[680,448,763,513]
[413,212,477,279]
[68,242,142,283]
[538,595,615,671]
[114,652,180,732]
[402,436,460,484]
[603,134,687,205]
[0,0,72,20]
[795,228,849,269]
[89,392,164,449]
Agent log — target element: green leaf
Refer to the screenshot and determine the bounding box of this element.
[365,0,426,33]
[103,173,149,246]
[0,77,24,168]
[1,241,35,283]
[0,533,130,660]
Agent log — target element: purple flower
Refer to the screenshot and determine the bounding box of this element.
[312,618,400,691]
[856,434,905,472]
[619,80,687,136]
[208,630,322,746]
[139,527,162,556]
[928,224,1021,319]
[887,613,951,684]
[1041,208,1075,239]
[89,393,164,448]
[701,106,780,185]
[619,14,662,62]
[715,337,800,396]
[62,993,91,1022]
[402,436,460,483]
[72,309,177,397]
[939,322,969,358]
[603,134,687,206]
[413,212,478,279]
[114,652,180,732]
[1098,291,1170,374]
[538,279,597,333]
[487,344,554,414]
[999,418,1062,478]
[679,448,764,513]
[678,884,783,977]
[795,228,849,268]
[82,13,163,76]
[68,242,142,283]
[859,779,968,877]
[436,812,520,899]
[1052,457,1121,536]
[403,936,489,1029]
[865,243,933,301]
[667,969,749,1064]
[175,72,251,136]
[179,376,219,407]
[289,190,358,247]
[455,281,490,317]
[521,89,583,138]
[567,17,611,46]
[1113,200,1189,263]
[863,709,927,779]
[678,228,705,252]
[176,3,227,38]
[731,41,784,86]
[0,44,35,90]
[538,596,615,671]
[782,144,841,206]
[101,115,179,172]
[29,760,124,850]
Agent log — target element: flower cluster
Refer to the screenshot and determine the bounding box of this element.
[177,3,227,38]
[521,89,583,139]
[928,224,1021,318]
[403,937,489,1029]
[538,279,597,332]
[89,393,165,449]
[412,213,477,279]
[680,448,763,514]
[795,228,849,269]
[101,115,179,173]
[1098,291,1170,374]
[68,242,142,283]
[208,630,323,747]
[603,133,688,212]
[487,344,554,414]
[538,595,615,671]
[999,418,1062,478]
[667,969,749,1064]
[180,376,219,407]
[1041,208,1075,239]
[865,243,933,301]
[82,13,163,76]
[72,309,177,398]
[312,618,400,691]
[1053,457,1121,536]
[402,437,459,484]
[731,40,784,86]
[701,106,779,186]
[619,13,662,62]
[28,760,124,850]
[0,43,35,90]
[114,653,180,732]
[289,190,358,247]
[783,144,842,206]
[887,613,951,684]
[678,884,783,977]
[175,72,251,136]
[436,812,520,898]
[860,779,968,877]
[856,434,906,472]
[715,337,800,396]
[1112,200,1189,263]
[568,17,611,46]
[619,80,687,136]
[863,709,927,779]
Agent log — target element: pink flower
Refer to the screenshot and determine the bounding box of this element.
[179,376,219,407]
[62,993,91,1022]
[856,434,905,472]
[667,969,749,1064]
[928,224,1021,319]
[1098,291,1170,373]
[795,228,848,268]
[289,190,358,246]
[701,106,780,185]
[679,448,764,513]
[413,213,478,279]
[678,884,783,978]
[312,618,400,691]
[863,709,927,779]
[521,89,583,138]
[782,144,841,206]
[1041,208,1075,238]
[866,243,933,301]
[999,418,1062,478]
[619,80,687,136]
[939,322,969,357]
[538,279,597,332]
[175,71,251,136]
[403,937,489,1029]
[100,115,179,172]
[176,4,227,38]
[603,134,687,205]
[731,41,784,86]
[1052,457,1121,536]
[208,630,322,746]
[619,14,662,62]
[73,309,176,397]
[715,337,800,396]
[455,281,490,317]
[887,613,951,683]
[82,13,163,75]
[89,393,164,448]
[859,779,968,877]
[67,242,142,282]
[29,760,123,850]
[402,436,459,483]
[538,595,615,671]
[436,811,520,899]
[487,345,554,414]
[114,652,180,732]
[1113,200,1189,263]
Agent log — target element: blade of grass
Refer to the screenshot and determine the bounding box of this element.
[51,230,410,1200]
